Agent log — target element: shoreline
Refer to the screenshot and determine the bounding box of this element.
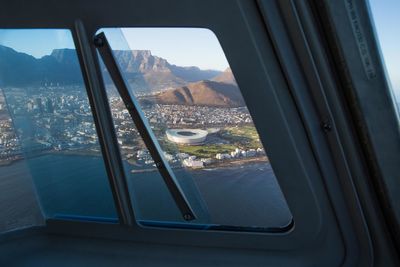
[0,149,269,173]
[0,148,103,167]
[0,156,24,167]
[130,156,269,174]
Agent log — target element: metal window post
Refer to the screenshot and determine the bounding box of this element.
[73,21,135,226]
[94,32,196,221]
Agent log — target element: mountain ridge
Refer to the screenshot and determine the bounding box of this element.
[0,45,222,90]
[0,45,243,108]
[212,67,237,85]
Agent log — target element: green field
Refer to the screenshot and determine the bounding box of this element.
[221,126,263,149]
[177,144,237,158]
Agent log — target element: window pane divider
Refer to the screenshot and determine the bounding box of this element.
[73,21,135,226]
[94,32,196,221]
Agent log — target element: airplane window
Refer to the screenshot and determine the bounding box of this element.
[0,29,118,223]
[98,28,292,231]
[369,0,400,107]
[0,89,44,232]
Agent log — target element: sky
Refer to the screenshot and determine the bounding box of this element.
[120,28,229,71]
[0,3,396,76]
[0,29,75,57]
[369,0,400,98]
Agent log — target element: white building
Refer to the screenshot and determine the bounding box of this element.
[176,153,189,159]
[163,152,174,162]
[216,153,231,160]
[247,149,257,157]
[230,148,241,158]
[201,158,213,165]
[257,147,265,154]
[183,158,204,168]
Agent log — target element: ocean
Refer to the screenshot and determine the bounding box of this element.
[0,154,292,232]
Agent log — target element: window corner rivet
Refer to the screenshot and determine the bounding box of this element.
[183,214,193,221]
[93,36,104,47]
[322,122,332,132]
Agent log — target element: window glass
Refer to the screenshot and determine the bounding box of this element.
[100,28,292,230]
[0,29,117,223]
[0,90,44,232]
[369,0,400,106]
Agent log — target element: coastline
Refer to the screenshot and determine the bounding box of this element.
[207,155,268,169]
[0,148,103,167]
[0,149,268,174]
[130,155,269,174]
[0,156,24,167]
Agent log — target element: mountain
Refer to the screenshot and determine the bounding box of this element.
[169,65,221,83]
[0,45,38,86]
[212,67,237,85]
[40,49,83,84]
[109,50,221,92]
[0,45,222,91]
[153,80,245,107]
[0,46,84,86]
[0,46,82,86]
[0,45,242,108]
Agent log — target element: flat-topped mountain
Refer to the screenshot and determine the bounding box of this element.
[0,46,221,91]
[0,45,243,107]
[153,80,245,107]
[110,50,221,91]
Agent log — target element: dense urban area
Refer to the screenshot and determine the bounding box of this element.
[0,86,268,170]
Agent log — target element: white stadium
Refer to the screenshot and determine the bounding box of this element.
[166,129,208,145]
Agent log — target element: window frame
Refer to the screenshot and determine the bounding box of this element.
[310,0,400,252]
[57,0,338,253]
[0,0,376,265]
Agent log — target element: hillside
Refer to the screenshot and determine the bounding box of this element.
[0,46,83,86]
[153,80,245,107]
[212,67,237,85]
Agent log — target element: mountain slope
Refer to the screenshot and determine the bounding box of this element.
[0,45,39,86]
[0,46,83,86]
[169,65,221,82]
[212,67,237,85]
[154,80,245,107]
[110,50,221,91]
